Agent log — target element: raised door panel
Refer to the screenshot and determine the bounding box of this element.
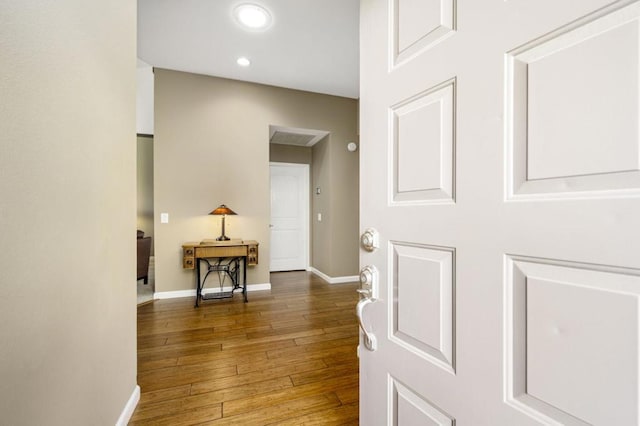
[391,79,455,204]
[527,21,639,180]
[391,379,454,425]
[506,2,640,199]
[392,0,456,66]
[506,256,640,425]
[391,243,455,372]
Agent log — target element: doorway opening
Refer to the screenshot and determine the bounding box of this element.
[137,134,154,304]
[268,125,330,273]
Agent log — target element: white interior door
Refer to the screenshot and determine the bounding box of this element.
[270,163,309,271]
[359,0,640,424]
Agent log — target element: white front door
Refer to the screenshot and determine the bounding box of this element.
[270,163,309,271]
[359,0,640,424]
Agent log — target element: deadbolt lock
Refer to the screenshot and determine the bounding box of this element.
[361,228,379,252]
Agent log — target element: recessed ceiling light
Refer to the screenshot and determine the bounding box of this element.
[233,4,272,30]
[237,57,251,67]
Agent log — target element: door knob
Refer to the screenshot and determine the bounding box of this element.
[356,265,378,351]
[356,297,377,351]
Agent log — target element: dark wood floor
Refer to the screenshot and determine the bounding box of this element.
[131,271,360,425]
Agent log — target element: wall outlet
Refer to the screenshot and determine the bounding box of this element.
[160,213,169,223]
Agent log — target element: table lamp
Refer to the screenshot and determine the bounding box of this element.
[209,204,237,241]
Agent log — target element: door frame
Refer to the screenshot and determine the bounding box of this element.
[269,162,310,271]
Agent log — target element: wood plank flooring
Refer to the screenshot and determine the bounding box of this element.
[131,271,360,425]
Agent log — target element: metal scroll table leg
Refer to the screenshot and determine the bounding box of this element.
[194,258,201,308]
[243,256,248,302]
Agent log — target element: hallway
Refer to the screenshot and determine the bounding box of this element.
[132,271,359,424]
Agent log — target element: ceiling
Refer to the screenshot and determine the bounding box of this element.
[137,0,360,99]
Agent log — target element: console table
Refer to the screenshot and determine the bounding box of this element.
[182,240,259,307]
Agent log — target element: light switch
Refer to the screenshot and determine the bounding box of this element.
[160,213,169,223]
[317,213,322,222]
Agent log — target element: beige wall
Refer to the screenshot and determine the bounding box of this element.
[269,143,312,164]
[0,1,137,425]
[154,69,358,292]
[329,136,360,276]
[311,137,333,274]
[137,135,155,254]
[310,135,360,277]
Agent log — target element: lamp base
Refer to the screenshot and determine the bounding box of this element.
[216,235,231,241]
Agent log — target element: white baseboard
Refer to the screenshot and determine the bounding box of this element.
[243,283,272,291]
[154,289,193,300]
[308,267,359,284]
[116,385,140,426]
[154,283,272,300]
